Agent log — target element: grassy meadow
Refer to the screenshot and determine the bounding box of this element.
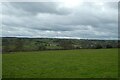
[0,53,2,78]
[2,49,118,78]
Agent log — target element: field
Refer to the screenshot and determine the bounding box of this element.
[2,49,118,78]
[0,53,1,78]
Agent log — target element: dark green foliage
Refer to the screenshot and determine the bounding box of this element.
[35,41,46,50]
[14,38,24,51]
[58,39,74,50]
[106,44,113,48]
[117,41,120,48]
[95,44,103,49]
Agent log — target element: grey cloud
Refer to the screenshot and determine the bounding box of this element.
[2,2,118,40]
[8,2,71,15]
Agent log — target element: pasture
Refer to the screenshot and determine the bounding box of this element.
[2,49,118,78]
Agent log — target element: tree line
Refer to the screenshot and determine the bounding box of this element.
[2,37,119,52]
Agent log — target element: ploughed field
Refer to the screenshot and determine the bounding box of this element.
[2,49,118,78]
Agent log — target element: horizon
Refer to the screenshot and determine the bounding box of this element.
[1,36,119,40]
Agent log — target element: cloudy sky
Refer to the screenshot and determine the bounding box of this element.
[1,1,118,39]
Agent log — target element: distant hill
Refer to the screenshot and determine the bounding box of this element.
[2,37,119,52]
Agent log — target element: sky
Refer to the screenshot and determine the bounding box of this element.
[1,1,118,40]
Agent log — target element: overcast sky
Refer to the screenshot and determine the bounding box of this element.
[1,1,118,39]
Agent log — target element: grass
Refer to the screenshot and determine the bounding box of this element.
[0,53,2,78]
[2,49,118,78]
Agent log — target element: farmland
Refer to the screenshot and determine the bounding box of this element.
[2,49,118,78]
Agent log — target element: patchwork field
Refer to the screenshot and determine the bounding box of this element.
[2,49,118,78]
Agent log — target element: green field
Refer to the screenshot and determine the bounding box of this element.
[0,53,2,78]
[2,49,118,78]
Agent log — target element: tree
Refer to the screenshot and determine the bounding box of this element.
[35,41,46,50]
[95,44,102,49]
[14,38,24,51]
[106,45,113,48]
[58,40,74,50]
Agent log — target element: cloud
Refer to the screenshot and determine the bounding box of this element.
[1,2,118,40]
[2,2,71,15]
